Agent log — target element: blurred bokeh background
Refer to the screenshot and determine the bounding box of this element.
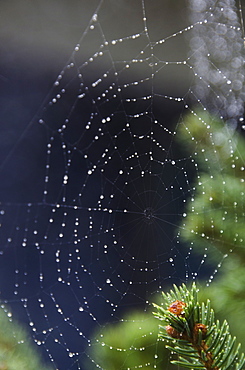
[0,1,245,369]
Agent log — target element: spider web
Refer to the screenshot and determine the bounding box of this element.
[0,0,244,369]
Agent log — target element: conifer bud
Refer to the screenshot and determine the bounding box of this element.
[194,323,207,339]
[165,325,181,339]
[168,300,186,316]
[166,325,188,340]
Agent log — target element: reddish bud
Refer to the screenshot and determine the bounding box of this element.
[168,300,186,316]
[166,325,188,340]
[166,325,181,339]
[194,323,207,338]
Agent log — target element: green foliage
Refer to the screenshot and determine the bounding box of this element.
[198,257,245,348]
[88,274,245,370]
[0,306,50,370]
[153,283,245,370]
[85,310,175,369]
[177,110,245,258]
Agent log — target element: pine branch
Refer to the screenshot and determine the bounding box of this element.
[153,283,245,370]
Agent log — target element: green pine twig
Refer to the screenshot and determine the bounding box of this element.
[153,283,245,370]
